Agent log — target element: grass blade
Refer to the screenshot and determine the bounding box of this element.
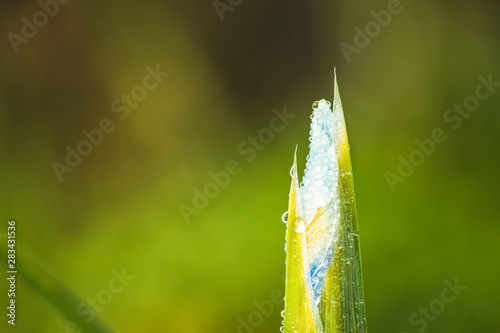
[1,242,117,332]
[283,71,367,333]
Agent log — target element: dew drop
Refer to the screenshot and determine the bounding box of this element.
[295,220,306,233]
[281,310,286,318]
[312,101,319,110]
[280,326,284,332]
[282,211,289,223]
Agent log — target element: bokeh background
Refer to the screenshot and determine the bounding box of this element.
[1,0,499,332]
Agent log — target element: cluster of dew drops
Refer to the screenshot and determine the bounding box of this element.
[301,99,337,224]
[278,100,362,333]
[279,309,298,333]
[279,101,330,333]
[281,100,332,254]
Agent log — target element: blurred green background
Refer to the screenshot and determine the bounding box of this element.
[1,0,499,332]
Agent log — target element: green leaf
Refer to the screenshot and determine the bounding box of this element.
[283,71,367,333]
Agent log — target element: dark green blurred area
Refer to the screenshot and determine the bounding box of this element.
[1,0,499,332]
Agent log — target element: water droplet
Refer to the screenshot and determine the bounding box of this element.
[295,220,305,233]
[280,326,284,332]
[289,165,294,177]
[281,310,286,317]
[282,211,289,223]
[312,101,319,110]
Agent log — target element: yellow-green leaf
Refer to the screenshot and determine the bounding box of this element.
[283,71,367,333]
